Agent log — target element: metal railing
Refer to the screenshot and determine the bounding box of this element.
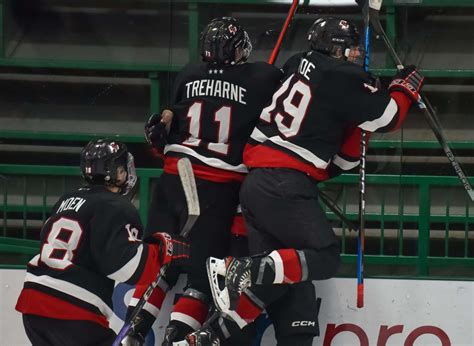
[1,164,473,278]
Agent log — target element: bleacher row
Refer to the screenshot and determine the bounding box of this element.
[0,0,473,278]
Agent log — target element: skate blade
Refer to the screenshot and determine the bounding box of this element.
[206,258,248,329]
[206,257,231,313]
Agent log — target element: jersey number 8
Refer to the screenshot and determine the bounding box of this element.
[40,217,83,270]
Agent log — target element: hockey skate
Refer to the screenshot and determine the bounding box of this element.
[185,325,220,346]
[206,256,252,315]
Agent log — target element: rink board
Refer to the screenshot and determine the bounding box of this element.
[2,269,472,346]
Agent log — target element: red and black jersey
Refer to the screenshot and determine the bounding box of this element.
[244,51,412,181]
[163,62,282,183]
[16,185,162,327]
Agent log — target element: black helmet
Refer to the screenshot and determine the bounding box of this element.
[307,17,360,58]
[80,139,137,197]
[200,17,252,66]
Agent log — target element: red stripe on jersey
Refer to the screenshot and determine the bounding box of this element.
[243,144,330,182]
[150,147,165,160]
[132,283,166,310]
[277,249,302,283]
[231,215,247,236]
[15,288,109,328]
[390,91,412,130]
[172,296,209,326]
[164,157,245,183]
[235,292,263,323]
[136,244,161,286]
[340,127,371,159]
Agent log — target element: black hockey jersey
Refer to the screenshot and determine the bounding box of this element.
[16,185,162,327]
[244,51,413,181]
[163,62,281,182]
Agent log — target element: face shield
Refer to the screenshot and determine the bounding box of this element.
[121,153,137,199]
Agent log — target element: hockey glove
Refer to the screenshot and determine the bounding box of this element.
[122,309,151,346]
[121,333,145,346]
[388,65,424,102]
[144,110,173,149]
[149,232,191,266]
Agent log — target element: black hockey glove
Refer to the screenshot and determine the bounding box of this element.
[388,65,424,102]
[122,309,153,346]
[144,111,171,149]
[148,232,191,267]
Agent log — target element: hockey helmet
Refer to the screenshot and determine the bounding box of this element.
[307,17,361,60]
[80,139,137,197]
[200,17,252,65]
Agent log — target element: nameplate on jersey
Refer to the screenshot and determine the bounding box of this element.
[185,79,247,105]
[56,197,86,213]
[298,58,315,81]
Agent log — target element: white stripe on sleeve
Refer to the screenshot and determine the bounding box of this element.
[107,244,143,282]
[358,98,398,132]
[332,154,360,170]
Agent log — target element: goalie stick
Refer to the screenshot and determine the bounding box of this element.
[113,157,200,346]
[368,0,474,202]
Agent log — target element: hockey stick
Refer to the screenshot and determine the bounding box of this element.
[267,0,299,65]
[368,0,474,202]
[113,158,200,346]
[356,0,372,309]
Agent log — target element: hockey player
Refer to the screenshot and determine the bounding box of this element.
[203,16,425,345]
[125,17,282,344]
[15,139,190,346]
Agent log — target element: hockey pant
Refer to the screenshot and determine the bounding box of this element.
[234,168,341,343]
[22,314,116,346]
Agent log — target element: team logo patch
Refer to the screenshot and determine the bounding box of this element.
[339,20,349,30]
[228,24,237,34]
[109,142,120,153]
[125,224,140,242]
[363,82,379,93]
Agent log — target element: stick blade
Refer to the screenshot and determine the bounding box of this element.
[177,158,200,217]
[369,0,382,10]
[177,158,200,237]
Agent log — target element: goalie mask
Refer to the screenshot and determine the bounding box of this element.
[80,139,137,198]
[200,17,252,66]
[307,17,363,65]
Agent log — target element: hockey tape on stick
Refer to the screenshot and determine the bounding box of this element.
[177,157,200,237]
[268,0,299,65]
[369,1,474,202]
[113,158,200,345]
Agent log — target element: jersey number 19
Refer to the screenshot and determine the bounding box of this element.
[260,74,312,138]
